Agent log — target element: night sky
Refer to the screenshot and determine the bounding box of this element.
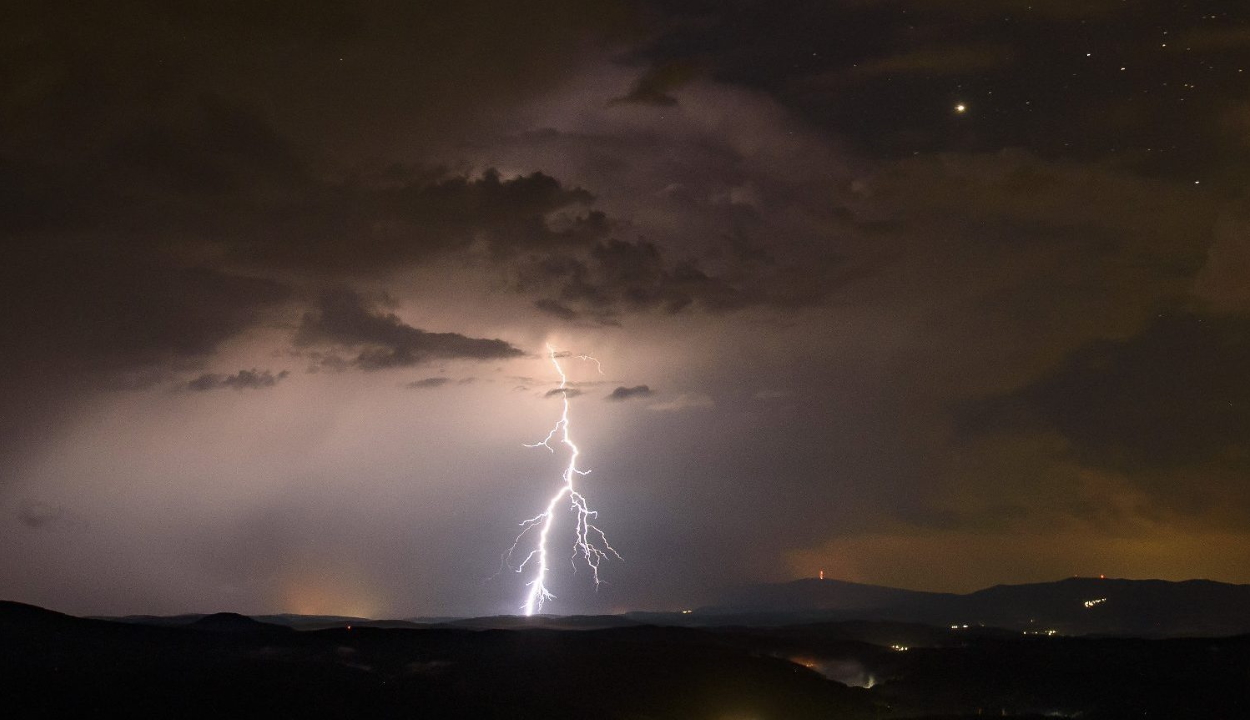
[4,0,1250,618]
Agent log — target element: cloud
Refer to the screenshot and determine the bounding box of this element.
[516,238,757,323]
[2,256,292,375]
[1195,204,1250,313]
[406,377,452,389]
[963,313,1250,473]
[468,74,884,323]
[186,369,290,391]
[533,298,580,320]
[610,60,701,106]
[17,500,64,529]
[295,288,524,369]
[649,392,714,412]
[607,385,653,401]
[230,169,607,273]
[545,387,584,398]
[0,253,291,477]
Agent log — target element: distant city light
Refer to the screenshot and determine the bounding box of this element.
[1083,598,1107,608]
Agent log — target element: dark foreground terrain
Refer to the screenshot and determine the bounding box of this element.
[3,600,1248,719]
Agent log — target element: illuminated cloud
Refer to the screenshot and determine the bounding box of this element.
[295,288,524,369]
[186,369,290,392]
[607,385,653,401]
[544,387,584,398]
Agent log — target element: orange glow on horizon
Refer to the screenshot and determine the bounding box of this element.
[278,569,380,618]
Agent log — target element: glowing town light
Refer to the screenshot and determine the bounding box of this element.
[1083,597,1107,608]
[506,345,620,615]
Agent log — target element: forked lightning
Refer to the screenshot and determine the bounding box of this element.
[506,345,620,615]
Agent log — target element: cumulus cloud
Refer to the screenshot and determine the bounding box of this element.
[295,288,524,369]
[607,385,653,401]
[186,369,290,391]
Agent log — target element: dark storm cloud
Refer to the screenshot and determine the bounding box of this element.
[1,0,635,160]
[186,369,291,392]
[610,59,701,106]
[0,255,292,376]
[295,289,524,369]
[407,377,452,390]
[964,313,1250,472]
[533,298,580,320]
[0,0,635,276]
[228,169,606,273]
[607,385,653,401]
[517,238,772,323]
[0,0,649,498]
[1,11,612,274]
[0,249,291,478]
[0,0,632,422]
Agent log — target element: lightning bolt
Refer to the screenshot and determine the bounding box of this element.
[505,344,620,616]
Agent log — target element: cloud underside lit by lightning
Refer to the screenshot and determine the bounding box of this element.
[506,345,620,616]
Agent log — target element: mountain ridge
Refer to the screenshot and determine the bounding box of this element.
[697,576,1250,636]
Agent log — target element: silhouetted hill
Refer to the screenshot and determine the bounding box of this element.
[189,611,292,633]
[0,599,80,631]
[711,578,952,613]
[701,577,1250,637]
[4,598,1250,718]
[0,601,876,720]
[435,614,641,631]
